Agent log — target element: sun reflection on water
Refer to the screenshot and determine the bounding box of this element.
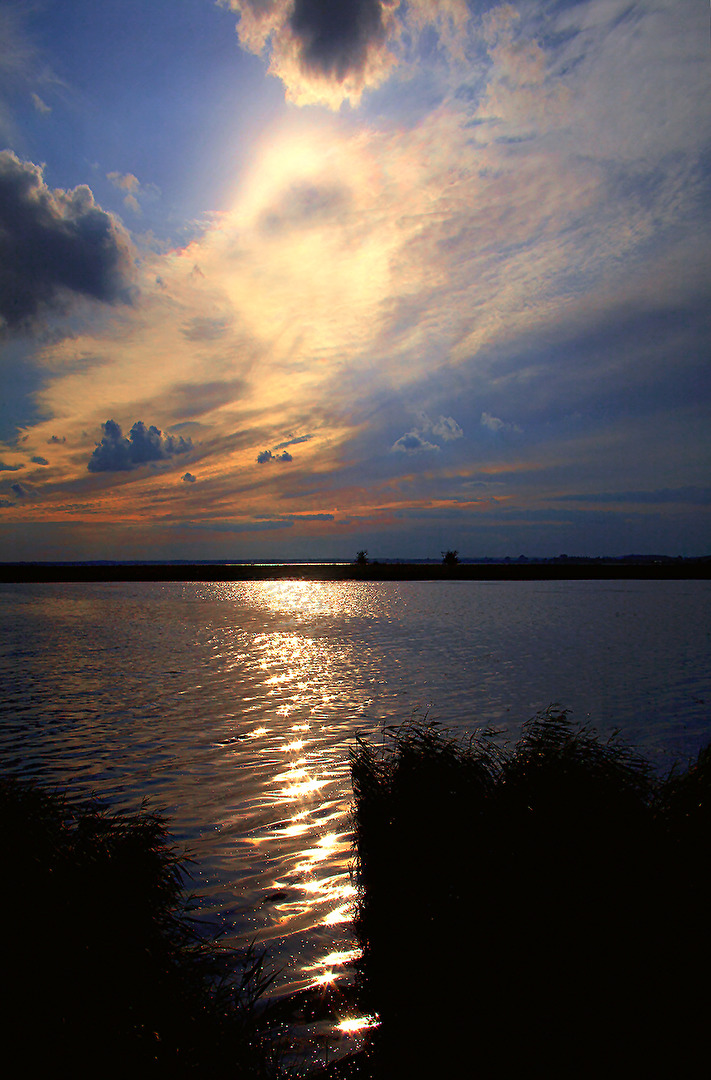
[208,580,381,999]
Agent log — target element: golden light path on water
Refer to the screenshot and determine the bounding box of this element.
[203,579,391,1042]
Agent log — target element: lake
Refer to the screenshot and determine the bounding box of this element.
[2,578,710,1023]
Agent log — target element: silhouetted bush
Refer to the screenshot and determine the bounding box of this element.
[0,778,283,1078]
[350,710,711,1077]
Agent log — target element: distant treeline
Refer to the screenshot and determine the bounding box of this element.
[1,555,709,583]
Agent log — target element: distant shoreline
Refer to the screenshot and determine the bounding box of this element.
[1,559,709,583]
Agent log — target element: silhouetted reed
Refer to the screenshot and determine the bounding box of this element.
[349,710,711,1077]
[0,778,283,1077]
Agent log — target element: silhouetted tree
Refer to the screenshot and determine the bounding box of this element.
[355,550,369,566]
[441,549,459,567]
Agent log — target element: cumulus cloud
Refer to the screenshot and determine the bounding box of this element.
[222,0,468,107]
[391,431,440,454]
[87,420,192,473]
[391,413,463,454]
[430,415,463,442]
[182,472,197,483]
[105,170,159,215]
[481,412,522,434]
[257,448,293,464]
[0,152,135,331]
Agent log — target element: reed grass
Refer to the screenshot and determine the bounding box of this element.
[0,777,283,1077]
[349,709,711,1077]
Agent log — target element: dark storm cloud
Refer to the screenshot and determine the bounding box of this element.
[0,151,134,332]
[87,420,192,473]
[288,0,387,81]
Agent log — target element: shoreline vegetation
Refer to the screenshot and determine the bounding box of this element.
[346,712,711,1077]
[0,778,286,1077]
[1,554,710,583]
[4,712,711,1076]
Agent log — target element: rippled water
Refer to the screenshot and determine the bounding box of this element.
[2,578,710,1019]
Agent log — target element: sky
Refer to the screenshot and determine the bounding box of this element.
[0,0,709,561]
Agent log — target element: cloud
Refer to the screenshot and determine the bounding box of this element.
[274,434,313,450]
[30,456,48,465]
[0,152,135,332]
[257,448,293,464]
[177,519,294,533]
[481,412,522,435]
[31,92,51,114]
[259,180,351,234]
[430,415,463,442]
[391,413,463,454]
[283,512,333,521]
[0,461,23,471]
[181,316,232,342]
[87,420,193,473]
[182,472,197,483]
[553,487,711,506]
[391,431,440,454]
[106,171,140,194]
[11,482,26,497]
[223,0,468,107]
[47,435,65,444]
[105,170,156,215]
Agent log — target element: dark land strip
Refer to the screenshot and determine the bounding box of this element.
[2,557,709,583]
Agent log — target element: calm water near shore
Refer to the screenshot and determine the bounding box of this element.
[2,578,710,1010]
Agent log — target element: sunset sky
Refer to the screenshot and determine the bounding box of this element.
[1,0,709,561]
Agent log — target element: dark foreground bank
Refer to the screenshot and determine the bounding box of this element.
[346,711,711,1078]
[0,780,285,1078]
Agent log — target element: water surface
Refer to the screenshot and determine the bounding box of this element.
[2,578,709,1004]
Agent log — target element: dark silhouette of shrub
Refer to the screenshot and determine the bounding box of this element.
[350,710,711,1078]
[0,779,282,1078]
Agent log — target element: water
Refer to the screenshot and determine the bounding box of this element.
[2,578,710,1029]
